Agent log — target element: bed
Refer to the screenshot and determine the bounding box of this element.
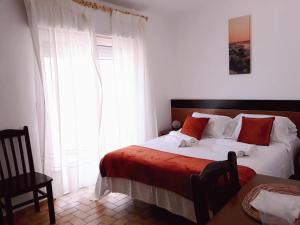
[95,99,300,222]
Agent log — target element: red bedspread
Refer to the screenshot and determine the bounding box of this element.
[100,145,256,200]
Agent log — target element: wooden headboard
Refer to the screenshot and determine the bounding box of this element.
[171,99,300,137]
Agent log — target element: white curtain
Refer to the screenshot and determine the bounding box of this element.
[24,0,102,197]
[99,11,157,156]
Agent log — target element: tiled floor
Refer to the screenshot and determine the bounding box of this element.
[9,187,194,225]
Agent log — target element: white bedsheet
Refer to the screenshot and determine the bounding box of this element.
[143,136,299,178]
[95,137,300,222]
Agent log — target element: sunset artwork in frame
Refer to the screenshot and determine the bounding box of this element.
[229,15,251,75]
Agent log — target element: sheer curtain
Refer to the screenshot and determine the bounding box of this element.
[98,11,157,156]
[24,0,102,197]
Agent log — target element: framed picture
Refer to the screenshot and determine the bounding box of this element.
[229,15,251,75]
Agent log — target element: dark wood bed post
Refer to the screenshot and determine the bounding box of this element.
[294,148,300,179]
[228,152,241,191]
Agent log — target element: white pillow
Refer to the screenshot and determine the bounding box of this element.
[232,113,298,147]
[223,117,239,139]
[192,112,232,138]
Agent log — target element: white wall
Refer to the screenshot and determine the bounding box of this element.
[171,0,300,102]
[0,0,42,207]
[0,0,41,171]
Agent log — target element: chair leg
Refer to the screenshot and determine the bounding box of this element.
[33,190,40,212]
[46,183,55,224]
[5,197,13,225]
[0,202,4,225]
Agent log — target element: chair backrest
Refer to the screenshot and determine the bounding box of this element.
[0,126,35,180]
[191,152,241,225]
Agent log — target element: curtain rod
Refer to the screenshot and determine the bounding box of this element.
[72,0,148,21]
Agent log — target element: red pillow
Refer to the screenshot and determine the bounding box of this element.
[238,117,275,146]
[181,116,209,140]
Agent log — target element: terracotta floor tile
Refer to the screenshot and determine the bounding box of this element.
[4,187,194,225]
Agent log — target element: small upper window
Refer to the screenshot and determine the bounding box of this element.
[96,35,112,60]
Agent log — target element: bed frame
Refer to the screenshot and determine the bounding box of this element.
[171,99,300,177]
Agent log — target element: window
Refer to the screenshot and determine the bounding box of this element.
[96,36,121,156]
[39,28,102,194]
[96,34,155,157]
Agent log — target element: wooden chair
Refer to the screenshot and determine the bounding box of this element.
[191,152,241,225]
[0,126,55,225]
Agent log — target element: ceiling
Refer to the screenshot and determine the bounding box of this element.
[98,0,204,14]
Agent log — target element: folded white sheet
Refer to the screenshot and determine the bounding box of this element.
[165,135,189,147]
[165,131,198,147]
[213,139,257,157]
[168,131,199,143]
[250,190,300,223]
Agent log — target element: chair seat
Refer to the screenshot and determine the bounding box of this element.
[0,172,53,197]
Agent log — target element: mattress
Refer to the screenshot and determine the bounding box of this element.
[95,137,300,222]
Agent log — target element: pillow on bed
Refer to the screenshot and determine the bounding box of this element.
[181,116,209,140]
[192,112,232,138]
[238,117,275,146]
[233,113,298,147]
[223,117,239,139]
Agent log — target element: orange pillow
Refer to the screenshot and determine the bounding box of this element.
[181,116,209,140]
[238,117,275,146]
